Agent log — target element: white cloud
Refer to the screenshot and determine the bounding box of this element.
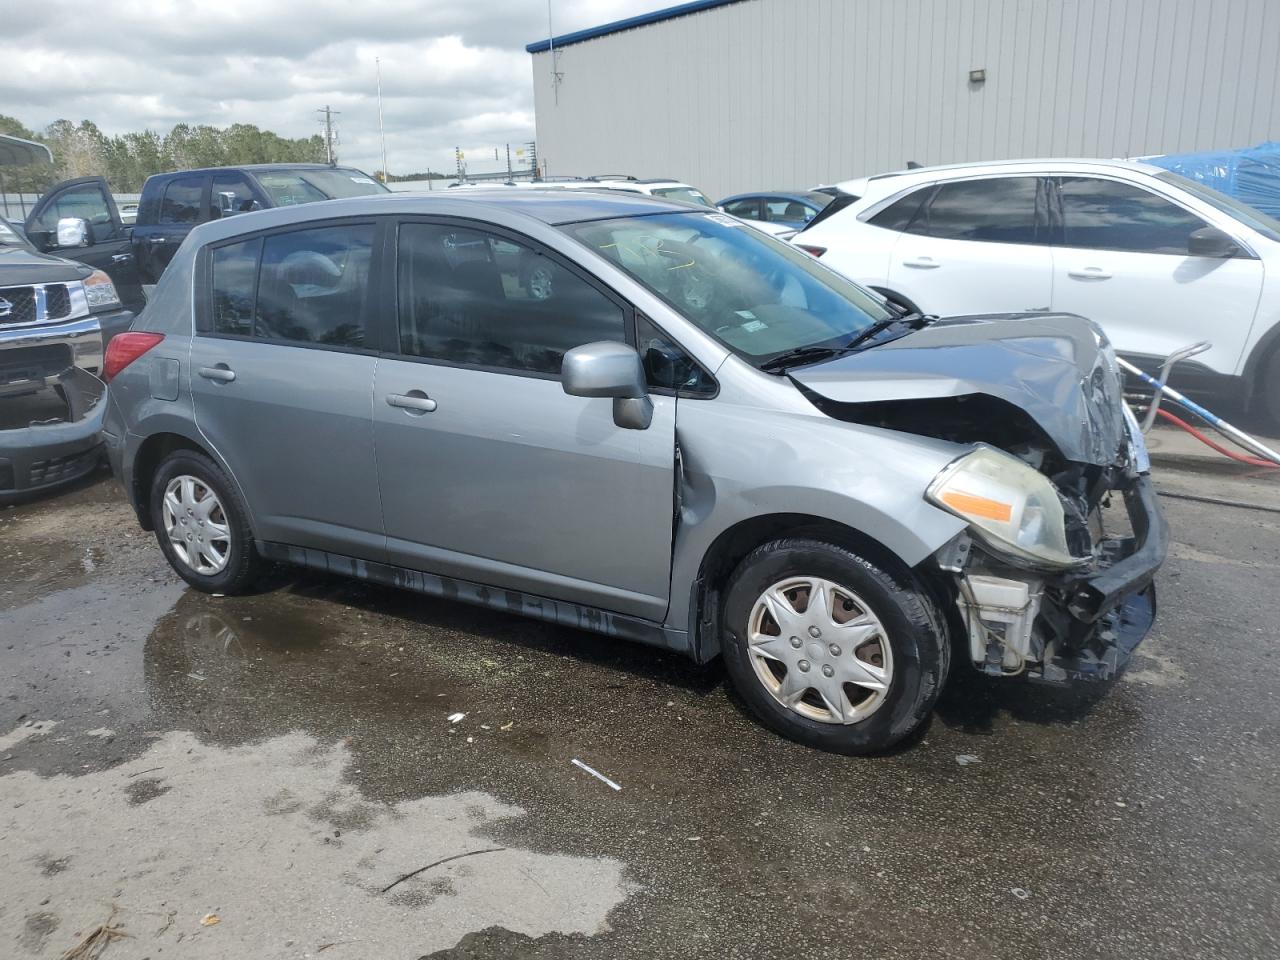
[4,0,665,175]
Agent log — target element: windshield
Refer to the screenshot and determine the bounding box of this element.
[562,211,893,365]
[0,217,32,249]
[253,168,389,206]
[1155,170,1280,243]
[651,186,714,207]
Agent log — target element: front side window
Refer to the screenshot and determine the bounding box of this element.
[396,222,626,375]
[1059,177,1212,254]
[205,222,373,348]
[1155,170,1280,243]
[562,212,893,366]
[765,198,812,222]
[211,174,260,219]
[159,177,205,225]
[923,177,1042,243]
[33,184,116,239]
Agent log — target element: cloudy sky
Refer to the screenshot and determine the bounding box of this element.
[5,0,666,176]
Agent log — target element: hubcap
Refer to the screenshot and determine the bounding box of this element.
[746,577,893,725]
[162,475,231,576]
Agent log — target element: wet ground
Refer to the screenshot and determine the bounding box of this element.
[2,428,1279,959]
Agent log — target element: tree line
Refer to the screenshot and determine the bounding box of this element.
[0,115,326,193]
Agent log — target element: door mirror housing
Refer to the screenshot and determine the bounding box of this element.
[561,341,652,430]
[56,217,91,248]
[1187,225,1239,259]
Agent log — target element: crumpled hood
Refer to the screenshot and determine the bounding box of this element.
[790,313,1127,466]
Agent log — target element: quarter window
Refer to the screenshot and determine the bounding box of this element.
[159,176,205,225]
[396,222,626,376]
[205,222,374,348]
[636,315,715,396]
[1058,177,1210,254]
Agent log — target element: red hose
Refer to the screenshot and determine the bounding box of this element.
[1154,408,1280,468]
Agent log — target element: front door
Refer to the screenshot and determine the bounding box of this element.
[25,176,145,312]
[190,218,384,559]
[134,173,208,284]
[373,219,677,621]
[1048,176,1265,376]
[884,176,1054,316]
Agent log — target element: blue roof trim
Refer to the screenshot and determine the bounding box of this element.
[526,0,744,53]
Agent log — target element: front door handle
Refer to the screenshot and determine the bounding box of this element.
[1067,267,1112,280]
[903,256,940,269]
[387,391,437,414]
[198,365,236,383]
[149,237,166,245]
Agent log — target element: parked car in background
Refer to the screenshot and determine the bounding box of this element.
[1,213,125,499]
[794,158,1280,423]
[718,191,832,230]
[533,175,716,207]
[102,189,1163,754]
[24,164,390,297]
[118,201,139,225]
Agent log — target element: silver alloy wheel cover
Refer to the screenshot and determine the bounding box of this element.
[162,475,232,576]
[746,576,894,724]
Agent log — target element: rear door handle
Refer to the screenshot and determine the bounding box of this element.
[111,253,133,264]
[149,237,166,245]
[1067,267,1112,280]
[903,256,940,269]
[386,392,437,413]
[198,365,236,383]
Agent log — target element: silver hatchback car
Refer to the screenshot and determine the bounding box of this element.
[101,190,1166,753]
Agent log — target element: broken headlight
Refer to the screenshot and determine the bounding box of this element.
[926,444,1087,570]
[83,270,121,311]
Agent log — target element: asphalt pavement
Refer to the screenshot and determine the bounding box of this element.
[2,424,1278,960]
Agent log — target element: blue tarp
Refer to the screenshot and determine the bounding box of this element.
[1146,142,1280,219]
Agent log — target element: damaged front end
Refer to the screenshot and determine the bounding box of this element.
[791,313,1168,683]
[0,364,106,499]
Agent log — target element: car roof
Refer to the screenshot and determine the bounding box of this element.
[185,189,693,247]
[146,163,371,180]
[835,157,1169,194]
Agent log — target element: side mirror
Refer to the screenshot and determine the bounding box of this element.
[1187,225,1239,259]
[561,341,652,430]
[56,217,91,248]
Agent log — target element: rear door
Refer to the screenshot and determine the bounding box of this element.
[24,177,145,312]
[1048,176,1265,375]
[372,218,677,620]
[190,217,384,559]
[883,176,1054,315]
[134,173,208,284]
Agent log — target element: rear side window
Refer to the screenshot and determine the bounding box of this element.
[1058,177,1210,254]
[396,222,626,376]
[159,176,205,225]
[924,178,1041,243]
[868,188,930,232]
[723,198,762,219]
[205,222,374,348]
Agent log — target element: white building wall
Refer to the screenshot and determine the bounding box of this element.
[530,0,1280,199]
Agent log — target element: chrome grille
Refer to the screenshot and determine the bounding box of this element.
[0,282,76,325]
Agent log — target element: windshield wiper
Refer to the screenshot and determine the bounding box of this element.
[759,344,857,373]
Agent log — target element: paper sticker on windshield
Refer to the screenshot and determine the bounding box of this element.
[741,320,768,333]
[706,213,742,227]
[350,176,377,185]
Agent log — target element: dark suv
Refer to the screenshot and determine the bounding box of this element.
[22,164,389,308]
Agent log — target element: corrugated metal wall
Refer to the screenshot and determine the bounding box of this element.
[530,0,1280,199]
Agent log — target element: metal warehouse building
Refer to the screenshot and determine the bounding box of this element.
[528,0,1280,200]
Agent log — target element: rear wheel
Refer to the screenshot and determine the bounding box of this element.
[1259,348,1280,429]
[149,451,264,594]
[721,538,948,754]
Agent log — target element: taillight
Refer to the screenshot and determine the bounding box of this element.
[103,332,164,382]
[795,244,827,258]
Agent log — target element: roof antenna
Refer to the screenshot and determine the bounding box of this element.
[547,0,564,104]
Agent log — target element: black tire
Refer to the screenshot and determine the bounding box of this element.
[1259,348,1280,429]
[721,538,949,755]
[149,450,264,595]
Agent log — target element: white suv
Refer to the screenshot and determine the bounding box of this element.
[795,159,1280,422]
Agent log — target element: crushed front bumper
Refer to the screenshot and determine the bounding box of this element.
[0,366,106,500]
[952,474,1168,683]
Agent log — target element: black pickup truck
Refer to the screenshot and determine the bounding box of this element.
[22,164,389,311]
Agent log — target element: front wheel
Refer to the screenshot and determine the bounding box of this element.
[1259,348,1280,430]
[721,538,949,754]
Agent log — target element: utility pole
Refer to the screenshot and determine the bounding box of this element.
[376,58,389,182]
[506,143,512,179]
[317,106,339,165]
